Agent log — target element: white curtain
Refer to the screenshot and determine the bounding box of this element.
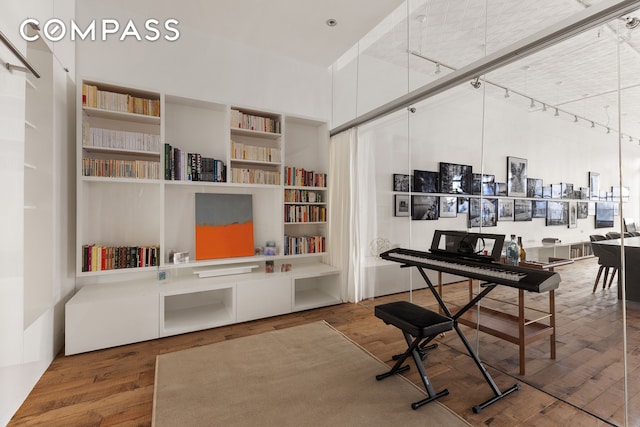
[328,128,358,302]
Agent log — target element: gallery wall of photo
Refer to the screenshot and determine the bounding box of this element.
[392,157,626,230]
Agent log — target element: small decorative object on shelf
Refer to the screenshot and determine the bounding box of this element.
[518,236,526,262]
[172,251,189,264]
[505,234,520,266]
[280,263,292,272]
[265,260,275,273]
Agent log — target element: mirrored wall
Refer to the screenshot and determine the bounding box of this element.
[331,0,640,424]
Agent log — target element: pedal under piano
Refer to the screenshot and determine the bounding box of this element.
[379,230,561,412]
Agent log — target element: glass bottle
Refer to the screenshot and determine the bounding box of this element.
[506,234,520,265]
[517,236,526,262]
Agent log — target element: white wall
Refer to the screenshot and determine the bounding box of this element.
[75,0,332,121]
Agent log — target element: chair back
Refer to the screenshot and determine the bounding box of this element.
[606,232,621,240]
[624,218,637,232]
[589,234,606,242]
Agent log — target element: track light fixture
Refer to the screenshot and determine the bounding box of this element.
[630,135,633,142]
[434,63,441,74]
[607,127,611,134]
[574,115,578,123]
[591,121,595,128]
[625,16,640,29]
[470,77,481,89]
[554,108,559,117]
[542,104,547,112]
[529,98,535,109]
[504,89,510,98]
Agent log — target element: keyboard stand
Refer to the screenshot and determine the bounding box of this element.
[414,266,520,413]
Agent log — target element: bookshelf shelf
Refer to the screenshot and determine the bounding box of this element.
[68,78,339,355]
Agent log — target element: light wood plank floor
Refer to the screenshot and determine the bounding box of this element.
[9,257,639,426]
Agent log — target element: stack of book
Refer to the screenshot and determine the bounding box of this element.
[285,167,327,187]
[164,143,226,182]
[284,235,325,255]
[81,244,160,272]
[82,83,160,117]
[230,108,280,134]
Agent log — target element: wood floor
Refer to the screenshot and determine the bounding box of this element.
[9,257,640,426]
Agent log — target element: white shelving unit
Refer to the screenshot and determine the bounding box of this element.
[66,79,339,355]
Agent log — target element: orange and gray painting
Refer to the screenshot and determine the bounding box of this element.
[195,193,254,259]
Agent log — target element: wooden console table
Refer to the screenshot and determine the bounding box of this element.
[437,258,571,375]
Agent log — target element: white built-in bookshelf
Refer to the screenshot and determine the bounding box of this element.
[67,79,339,355]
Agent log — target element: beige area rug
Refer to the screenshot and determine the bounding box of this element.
[152,321,470,427]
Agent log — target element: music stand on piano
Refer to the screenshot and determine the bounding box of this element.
[380,230,561,413]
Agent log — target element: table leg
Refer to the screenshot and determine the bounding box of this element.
[518,289,525,376]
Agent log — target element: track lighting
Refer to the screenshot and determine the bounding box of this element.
[625,16,640,29]
[504,89,510,98]
[529,99,535,109]
[574,115,578,123]
[542,104,547,112]
[554,108,559,117]
[434,63,441,74]
[591,121,595,128]
[607,127,611,134]
[470,77,481,89]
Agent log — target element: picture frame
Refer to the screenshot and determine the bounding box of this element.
[577,201,589,219]
[439,162,473,194]
[507,156,527,197]
[495,182,507,197]
[546,201,569,226]
[394,194,410,217]
[612,186,630,203]
[526,178,543,198]
[568,201,577,228]
[542,186,551,198]
[472,174,482,195]
[411,195,439,220]
[439,196,458,218]
[532,200,547,218]
[413,170,439,193]
[482,174,495,196]
[457,197,469,213]
[393,174,410,192]
[560,182,573,199]
[514,199,533,221]
[469,198,497,228]
[595,202,614,228]
[589,172,600,200]
[551,183,562,199]
[498,199,514,221]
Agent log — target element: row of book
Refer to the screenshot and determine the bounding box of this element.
[82,158,161,179]
[285,167,327,188]
[82,123,161,153]
[164,144,226,182]
[82,84,161,117]
[284,189,323,203]
[230,167,281,185]
[230,108,280,134]
[283,235,325,255]
[230,140,281,163]
[284,205,327,223]
[81,244,160,272]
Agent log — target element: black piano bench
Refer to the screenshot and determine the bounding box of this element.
[375,301,453,410]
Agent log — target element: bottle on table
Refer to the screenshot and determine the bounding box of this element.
[517,236,526,262]
[506,234,520,265]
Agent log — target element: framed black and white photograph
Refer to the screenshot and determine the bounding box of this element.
[612,186,630,203]
[577,201,589,219]
[507,156,527,197]
[542,186,551,198]
[526,178,543,198]
[588,202,596,216]
[514,199,533,221]
[498,199,514,221]
[589,172,600,200]
[482,174,495,196]
[394,194,410,217]
[533,200,547,218]
[393,174,410,192]
[495,182,507,197]
[439,196,458,218]
[551,183,562,199]
[411,195,439,220]
[439,162,473,194]
[457,197,469,213]
[413,170,439,193]
[595,202,614,228]
[568,201,577,228]
[472,173,482,195]
[546,201,569,226]
[469,198,497,228]
[561,183,573,199]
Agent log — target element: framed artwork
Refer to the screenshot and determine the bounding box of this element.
[394,194,410,217]
[439,196,458,218]
[413,170,439,193]
[568,201,577,228]
[393,174,410,192]
[439,162,473,194]
[589,172,600,200]
[532,200,547,218]
[495,182,507,197]
[612,186,630,203]
[482,174,495,196]
[457,197,469,213]
[595,202,614,228]
[472,174,482,195]
[580,187,589,200]
[588,202,596,216]
[507,156,527,197]
[498,199,514,221]
[514,199,533,221]
[560,183,573,199]
[577,201,589,219]
[469,198,498,228]
[526,178,543,198]
[411,195,439,220]
[195,193,254,260]
[542,186,552,198]
[546,201,569,226]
